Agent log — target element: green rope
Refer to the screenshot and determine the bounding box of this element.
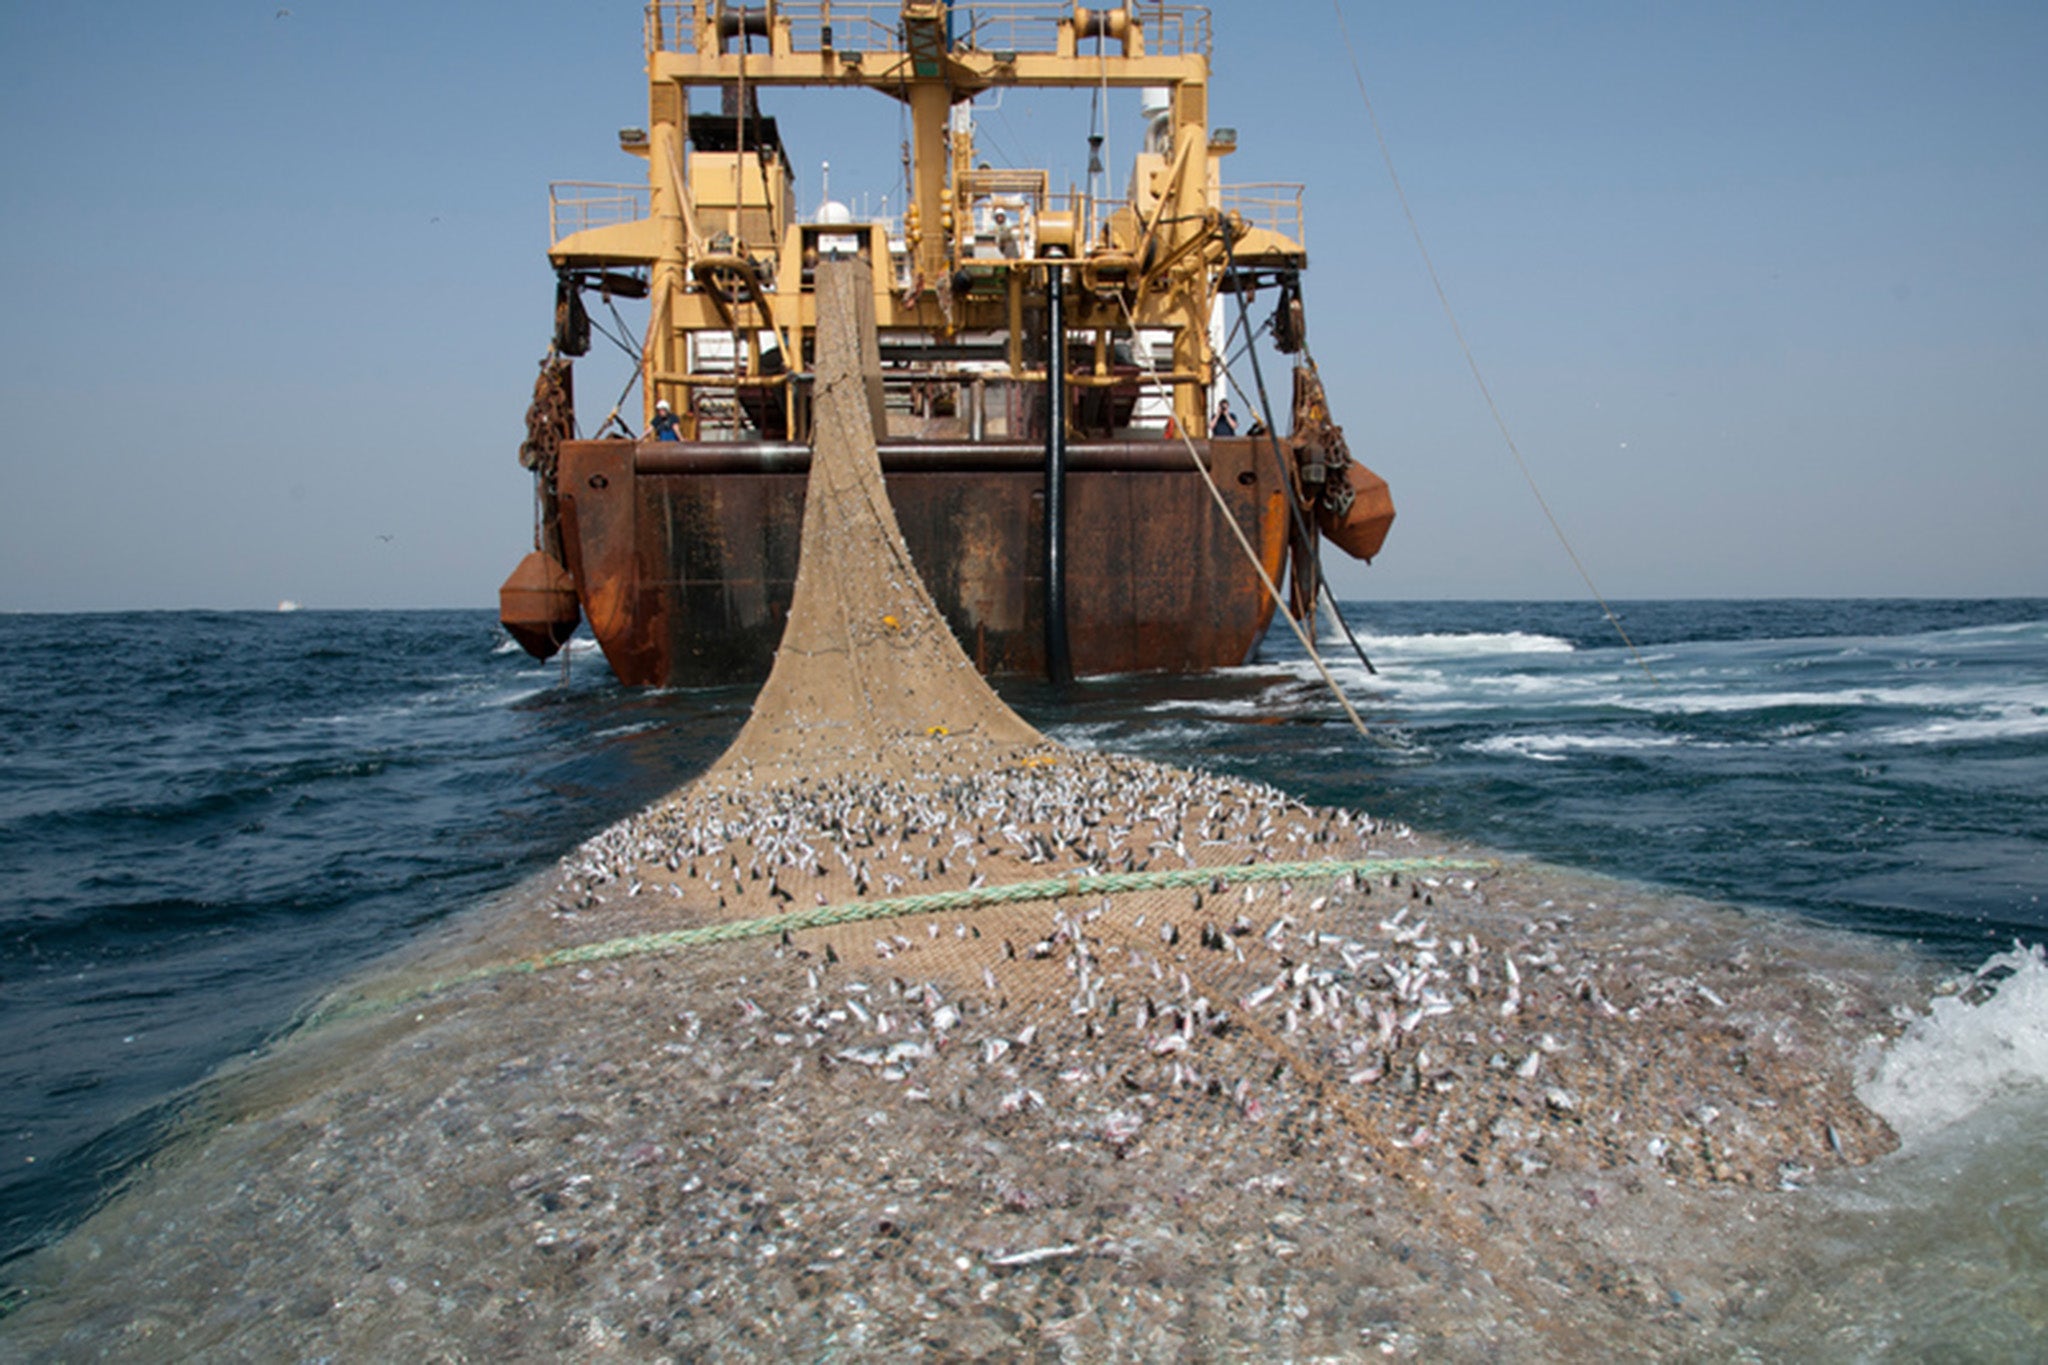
[304,856,1492,1028]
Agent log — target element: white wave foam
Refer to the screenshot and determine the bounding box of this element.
[1041,720,1114,741]
[1352,631,1576,659]
[1857,944,2048,1146]
[1466,732,1688,763]
[1920,618,2048,643]
[1147,697,1279,718]
[1628,680,2048,718]
[591,720,664,740]
[1262,656,1620,712]
[1856,707,2048,748]
[494,632,596,658]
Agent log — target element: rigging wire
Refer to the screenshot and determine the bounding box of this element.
[1094,28,1111,182]
[890,55,947,354]
[576,291,647,439]
[1329,1,1659,684]
[1217,285,1265,368]
[977,86,1033,171]
[603,292,639,352]
[1111,288,1394,748]
[974,115,1023,171]
[593,362,644,440]
[1223,242,1380,677]
[584,293,642,362]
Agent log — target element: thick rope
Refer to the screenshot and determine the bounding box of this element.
[306,856,1492,1025]
[1111,288,1390,744]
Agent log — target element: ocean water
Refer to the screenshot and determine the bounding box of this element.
[3,599,2045,1341]
[1052,598,2048,953]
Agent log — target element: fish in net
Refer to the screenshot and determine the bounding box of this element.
[0,258,1937,1359]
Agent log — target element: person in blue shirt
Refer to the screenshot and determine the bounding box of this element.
[1211,398,1237,437]
[652,398,683,441]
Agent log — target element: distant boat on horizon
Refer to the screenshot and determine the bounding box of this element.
[277,599,302,613]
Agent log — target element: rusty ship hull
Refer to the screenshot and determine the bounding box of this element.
[498,4,1395,686]
[555,435,1287,687]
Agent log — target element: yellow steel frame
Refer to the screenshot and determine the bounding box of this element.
[549,2,1307,439]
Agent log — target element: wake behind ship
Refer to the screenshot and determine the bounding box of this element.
[500,1,1394,687]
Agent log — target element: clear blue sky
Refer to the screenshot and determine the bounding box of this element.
[2,1,2042,610]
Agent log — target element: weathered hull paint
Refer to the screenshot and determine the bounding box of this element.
[556,437,1290,687]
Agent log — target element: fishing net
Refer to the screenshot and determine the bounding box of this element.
[1,257,1936,1359]
[565,260,1467,1067]
[498,258,1894,1197]
[701,256,1043,790]
[329,257,1898,1198]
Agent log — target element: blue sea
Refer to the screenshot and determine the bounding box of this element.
[4,599,2046,1329]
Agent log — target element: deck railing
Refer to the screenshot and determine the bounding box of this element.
[545,179,1295,254]
[1220,182,1304,248]
[549,182,651,245]
[646,2,1211,60]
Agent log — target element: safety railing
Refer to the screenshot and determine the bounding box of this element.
[646,2,1211,59]
[549,182,651,245]
[1220,182,1304,248]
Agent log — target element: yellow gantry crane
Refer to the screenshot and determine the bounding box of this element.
[545,1,1311,444]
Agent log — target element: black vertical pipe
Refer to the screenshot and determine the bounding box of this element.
[1044,260,1074,685]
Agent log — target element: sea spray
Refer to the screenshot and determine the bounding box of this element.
[1857,942,2048,1145]
[1736,944,2048,1355]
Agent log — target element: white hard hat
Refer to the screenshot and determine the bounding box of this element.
[655,399,671,411]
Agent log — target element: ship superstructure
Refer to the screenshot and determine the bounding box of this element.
[501,2,1392,686]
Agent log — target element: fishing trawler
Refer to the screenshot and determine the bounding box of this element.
[499,1,1393,686]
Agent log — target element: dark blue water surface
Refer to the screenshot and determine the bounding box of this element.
[2,600,2044,1266]
[1049,598,2048,953]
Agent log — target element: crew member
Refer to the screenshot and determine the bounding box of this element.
[652,398,683,442]
[1211,398,1237,437]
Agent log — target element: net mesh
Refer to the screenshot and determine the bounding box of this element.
[529,258,1891,1195]
[702,257,1043,791]
[1,258,1929,1361]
